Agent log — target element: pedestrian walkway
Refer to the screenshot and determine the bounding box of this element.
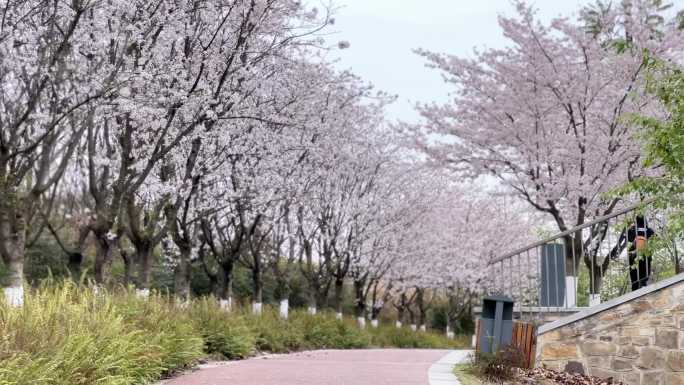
[161,349,471,385]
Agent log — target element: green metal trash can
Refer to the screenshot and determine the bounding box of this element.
[478,296,514,354]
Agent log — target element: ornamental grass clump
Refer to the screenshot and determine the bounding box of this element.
[187,298,255,360]
[0,282,204,385]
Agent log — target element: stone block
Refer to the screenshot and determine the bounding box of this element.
[623,327,641,337]
[541,361,563,371]
[601,335,615,342]
[666,372,684,385]
[602,312,623,322]
[623,371,641,385]
[633,337,651,346]
[612,358,634,371]
[582,341,618,356]
[655,329,679,349]
[619,345,640,359]
[638,348,665,370]
[668,351,684,372]
[632,300,654,313]
[661,316,675,327]
[620,337,633,345]
[543,330,563,342]
[653,290,672,308]
[590,367,620,380]
[541,342,579,359]
[588,356,610,368]
[642,371,665,385]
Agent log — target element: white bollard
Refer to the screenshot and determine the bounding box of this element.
[136,288,150,299]
[308,306,317,315]
[279,299,289,319]
[371,319,379,328]
[252,302,263,315]
[357,317,366,329]
[410,324,417,332]
[335,312,343,320]
[395,320,402,328]
[4,285,23,308]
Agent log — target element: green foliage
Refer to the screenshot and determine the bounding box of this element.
[627,59,684,228]
[612,57,684,275]
[430,302,475,335]
[187,298,256,360]
[0,283,469,385]
[0,282,204,385]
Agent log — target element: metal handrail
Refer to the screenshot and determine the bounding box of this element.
[489,197,657,265]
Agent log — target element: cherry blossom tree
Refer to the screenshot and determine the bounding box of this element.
[0,0,124,305]
[415,0,684,300]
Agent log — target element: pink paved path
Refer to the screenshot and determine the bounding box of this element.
[162,349,451,385]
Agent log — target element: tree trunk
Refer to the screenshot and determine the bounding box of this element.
[136,245,153,290]
[371,306,382,321]
[252,265,262,303]
[416,288,428,327]
[174,246,191,300]
[5,253,24,307]
[333,277,344,315]
[93,234,114,285]
[67,252,84,280]
[308,292,317,314]
[122,252,133,285]
[354,279,366,318]
[275,277,290,319]
[0,193,28,307]
[219,261,234,300]
[252,266,263,314]
[396,306,405,328]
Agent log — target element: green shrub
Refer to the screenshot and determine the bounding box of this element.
[295,312,371,349]
[187,298,255,360]
[246,309,306,353]
[368,325,469,349]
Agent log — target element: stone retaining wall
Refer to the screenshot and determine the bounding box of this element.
[536,277,684,385]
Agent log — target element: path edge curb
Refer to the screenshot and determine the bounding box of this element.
[428,350,472,385]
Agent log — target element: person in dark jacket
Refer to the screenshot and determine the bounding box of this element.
[611,215,655,291]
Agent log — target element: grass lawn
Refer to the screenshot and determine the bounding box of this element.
[453,363,483,385]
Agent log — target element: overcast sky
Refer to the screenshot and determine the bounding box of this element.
[310,0,682,123]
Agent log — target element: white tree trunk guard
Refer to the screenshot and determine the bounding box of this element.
[4,286,23,307]
[279,299,289,319]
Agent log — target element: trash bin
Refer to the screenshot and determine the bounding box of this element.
[477,296,514,354]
